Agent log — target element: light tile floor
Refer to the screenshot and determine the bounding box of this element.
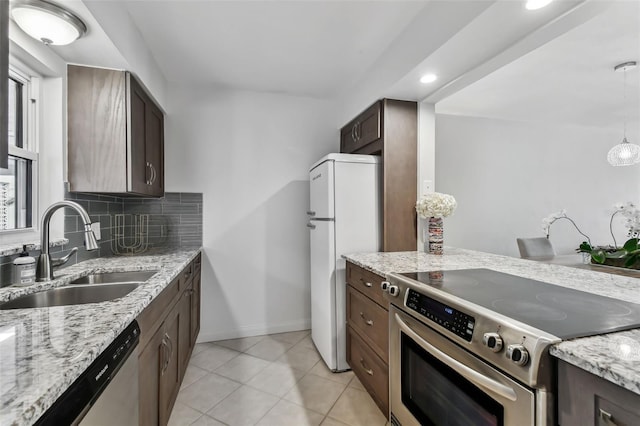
[169,330,389,426]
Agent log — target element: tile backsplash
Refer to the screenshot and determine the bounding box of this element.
[0,191,203,287]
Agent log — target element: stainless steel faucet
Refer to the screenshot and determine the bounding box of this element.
[36,201,99,281]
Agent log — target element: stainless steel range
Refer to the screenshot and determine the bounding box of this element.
[385,268,640,426]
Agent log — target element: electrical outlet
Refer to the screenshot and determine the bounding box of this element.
[91,222,102,241]
[423,180,434,194]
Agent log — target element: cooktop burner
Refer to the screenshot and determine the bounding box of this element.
[400,268,640,339]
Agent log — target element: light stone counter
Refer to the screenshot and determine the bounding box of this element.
[343,248,640,396]
[0,248,201,426]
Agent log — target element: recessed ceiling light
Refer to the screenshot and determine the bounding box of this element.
[525,0,553,10]
[420,74,437,84]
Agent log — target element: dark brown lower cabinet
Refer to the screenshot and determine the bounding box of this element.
[139,324,163,426]
[190,272,201,346]
[138,254,201,426]
[346,261,389,416]
[178,281,194,377]
[558,359,640,425]
[159,305,181,425]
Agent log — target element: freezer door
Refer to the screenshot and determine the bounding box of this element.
[309,159,334,219]
[309,219,338,370]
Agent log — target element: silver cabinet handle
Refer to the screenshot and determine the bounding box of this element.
[150,163,157,185]
[355,121,361,141]
[359,358,373,375]
[359,312,374,326]
[166,332,173,360]
[599,409,619,426]
[361,280,372,288]
[160,337,168,375]
[146,162,152,185]
[306,223,316,229]
[394,313,518,402]
[351,124,357,142]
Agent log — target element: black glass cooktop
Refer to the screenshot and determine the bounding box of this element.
[401,268,640,339]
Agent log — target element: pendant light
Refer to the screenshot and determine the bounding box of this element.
[607,61,639,166]
[10,0,87,46]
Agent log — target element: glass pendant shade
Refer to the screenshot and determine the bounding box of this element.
[607,138,640,166]
[11,0,87,46]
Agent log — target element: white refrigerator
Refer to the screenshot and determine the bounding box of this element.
[307,153,381,372]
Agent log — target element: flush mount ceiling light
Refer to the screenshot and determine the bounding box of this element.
[10,0,87,46]
[525,0,554,10]
[607,61,639,167]
[420,74,438,84]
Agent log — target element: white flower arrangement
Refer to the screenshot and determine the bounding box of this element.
[541,209,592,245]
[612,202,640,238]
[416,192,457,219]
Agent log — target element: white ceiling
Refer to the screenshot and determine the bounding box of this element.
[122,0,427,98]
[31,0,639,130]
[436,1,640,131]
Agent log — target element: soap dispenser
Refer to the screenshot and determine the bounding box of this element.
[13,245,36,286]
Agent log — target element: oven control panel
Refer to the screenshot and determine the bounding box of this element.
[406,289,475,341]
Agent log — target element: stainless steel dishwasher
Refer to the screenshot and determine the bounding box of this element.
[36,321,140,426]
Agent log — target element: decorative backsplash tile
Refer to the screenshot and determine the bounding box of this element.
[0,191,203,287]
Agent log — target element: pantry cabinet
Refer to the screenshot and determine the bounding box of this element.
[340,99,417,252]
[138,254,201,426]
[346,261,389,416]
[67,65,164,196]
[558,359,640,425]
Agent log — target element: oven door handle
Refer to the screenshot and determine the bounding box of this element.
[395,313,518,402]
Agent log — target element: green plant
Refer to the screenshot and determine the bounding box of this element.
[578,238,640,268]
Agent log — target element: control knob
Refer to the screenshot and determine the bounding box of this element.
[381,281,390,292]
[388,285,399,297]
[482,332,503,352]
[506,344,529,366]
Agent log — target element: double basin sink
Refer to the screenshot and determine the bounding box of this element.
[0,270,158,310]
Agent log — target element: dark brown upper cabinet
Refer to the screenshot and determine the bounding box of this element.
[67,65,164,197]
[341,99,417,252]
[0,1,8,169]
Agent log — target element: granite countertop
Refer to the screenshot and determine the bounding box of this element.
[0,247,201,426]
[343,248,640,396]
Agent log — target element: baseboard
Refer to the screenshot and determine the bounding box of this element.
[197,318,312,343]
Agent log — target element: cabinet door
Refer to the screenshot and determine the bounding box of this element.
[178,285,192,379]
[159,308,181,426]
[340,101,381,154]
[191,270,201,347]
[128,74,149,195]
[139,324,165,426]
[145,101,164,196]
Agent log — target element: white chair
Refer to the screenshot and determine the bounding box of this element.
[516,237,555,258]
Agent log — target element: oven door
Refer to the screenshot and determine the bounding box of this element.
[389,306,535,426]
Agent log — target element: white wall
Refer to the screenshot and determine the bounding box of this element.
[435,114,640,257]
[165,86,338,341]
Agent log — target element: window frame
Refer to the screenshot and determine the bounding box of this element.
[1,60,39,234]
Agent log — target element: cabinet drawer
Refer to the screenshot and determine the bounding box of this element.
[346,262,387,308]
[137,277,180,350]
[596,396,640,426]
[347,286,388,363]
[347,326,388,416]
[341,101,381,154]
[179,262,194,292]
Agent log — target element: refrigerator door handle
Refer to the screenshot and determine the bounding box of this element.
[307,222,316,229]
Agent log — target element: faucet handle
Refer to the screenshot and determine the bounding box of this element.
[51,247,78,267]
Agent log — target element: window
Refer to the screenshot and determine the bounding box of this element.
[0,65,37,231]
